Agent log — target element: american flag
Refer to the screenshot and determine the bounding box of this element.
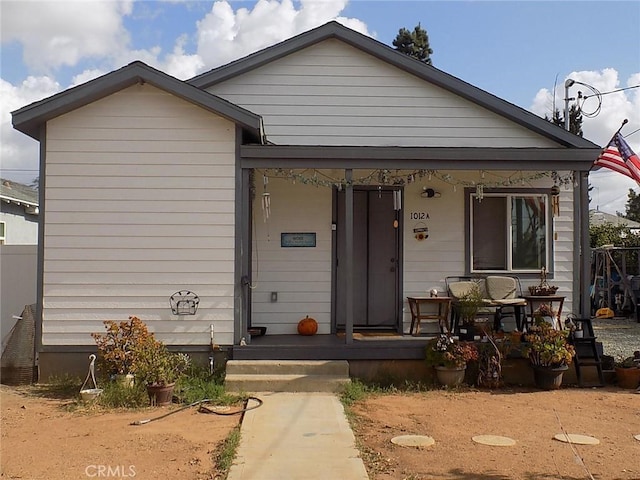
[593,132,640,184]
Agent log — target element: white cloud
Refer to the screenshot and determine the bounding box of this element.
[196,0,370,68]
[1,0,134,73]
[1,76,61,184]
[530,69,640,215]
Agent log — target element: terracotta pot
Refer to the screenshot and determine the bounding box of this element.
[146,382,175,406]
[434,366,466,387]
[615,367,640,389]
[533,365,568,390]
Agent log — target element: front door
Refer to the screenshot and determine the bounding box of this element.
[335,188,401,330]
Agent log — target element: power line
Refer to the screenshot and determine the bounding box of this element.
[584,84,640,99]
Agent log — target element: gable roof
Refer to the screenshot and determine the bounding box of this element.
[189,21,598,150]
[12,61,264,141]
[1,178,38,208]
[590,209,640,229]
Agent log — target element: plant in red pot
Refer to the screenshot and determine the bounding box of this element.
[297,315,318,336]
[132,336,190,406]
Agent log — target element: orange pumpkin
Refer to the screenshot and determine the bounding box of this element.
[297,315,318,336]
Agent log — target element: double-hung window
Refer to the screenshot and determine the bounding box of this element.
[469,190,549,273]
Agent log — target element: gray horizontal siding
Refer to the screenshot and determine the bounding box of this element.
[208,39,559,148]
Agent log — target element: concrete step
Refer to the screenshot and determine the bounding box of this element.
[224,373,351,393]
[224,360,351,393]
[226,360,349,376]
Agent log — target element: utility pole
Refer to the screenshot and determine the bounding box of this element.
[564,78,575,131]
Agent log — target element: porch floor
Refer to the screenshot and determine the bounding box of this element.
[232,333,437,361]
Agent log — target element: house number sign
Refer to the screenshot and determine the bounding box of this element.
[409,212,430,220]
[281,232,316,248]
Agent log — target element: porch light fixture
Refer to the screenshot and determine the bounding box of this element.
[420,187,441,198]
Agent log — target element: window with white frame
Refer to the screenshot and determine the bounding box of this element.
[0,222,5,245]
[469,191,549,273]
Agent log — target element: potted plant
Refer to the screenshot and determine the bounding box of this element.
[528,267,559,296]
[132,336,190,406]
[523,318,575,390]
[476,324,513,389]
[425,334,479,387]
[614,352,640,389]
[456,283,485,341]
[91,316,153,386]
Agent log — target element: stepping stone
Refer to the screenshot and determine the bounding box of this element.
[472,435,516,446]
[391,435,435,447]
[553,433,600,445]
[634,434,640,442]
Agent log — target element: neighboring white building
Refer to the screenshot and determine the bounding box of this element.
[0,178,38,245]
[11,22,600,376]
[589,209,640,231]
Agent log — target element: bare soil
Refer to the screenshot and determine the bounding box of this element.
[2,384,639,480]
[350,387,640,480]
[0,385,239,480]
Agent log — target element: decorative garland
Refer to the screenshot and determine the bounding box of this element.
[255,168,575,201]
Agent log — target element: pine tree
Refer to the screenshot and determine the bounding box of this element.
[545,104,583,136]
[392,23,433,65]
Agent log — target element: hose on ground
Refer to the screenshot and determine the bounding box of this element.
[130,396,263,426]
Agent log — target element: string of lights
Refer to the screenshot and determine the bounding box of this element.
[256,168,574,201]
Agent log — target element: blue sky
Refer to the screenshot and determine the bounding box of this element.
[1,0,639,213]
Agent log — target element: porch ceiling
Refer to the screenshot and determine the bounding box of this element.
[240,145,600,171]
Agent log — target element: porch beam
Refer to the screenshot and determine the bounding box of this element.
[240,145,599,170]
[344,169,354,344]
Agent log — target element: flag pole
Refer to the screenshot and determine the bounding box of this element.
[615,118,629,136]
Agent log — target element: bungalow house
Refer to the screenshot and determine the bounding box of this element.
[11,22,600,379]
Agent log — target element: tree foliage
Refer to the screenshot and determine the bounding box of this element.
[623,189,640,222]
[392,23,433,65]
[589,222,640,249]
[545,104,583,136]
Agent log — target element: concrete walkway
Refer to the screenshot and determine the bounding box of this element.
[227,392,369,480]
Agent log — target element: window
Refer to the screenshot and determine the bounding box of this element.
[0,222,5,245]
[469,192,549,273]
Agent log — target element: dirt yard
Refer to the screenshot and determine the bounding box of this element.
[350,387,640,480]
[2,385,639,480]
[0,385,239,480]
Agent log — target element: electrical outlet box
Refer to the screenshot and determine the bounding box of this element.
[271,291,278,302]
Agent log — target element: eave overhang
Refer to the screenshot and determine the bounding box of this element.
[240,145,600,171]
[12,61,264,142]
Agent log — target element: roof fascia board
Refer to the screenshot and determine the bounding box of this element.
[13,62,262,140]
[0,195,39,207]
[240,145,599,171]
[189,21,597,150]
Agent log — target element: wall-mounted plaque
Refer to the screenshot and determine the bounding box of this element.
[281,232,316,248]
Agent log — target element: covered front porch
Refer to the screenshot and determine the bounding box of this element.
[235,145,597,351]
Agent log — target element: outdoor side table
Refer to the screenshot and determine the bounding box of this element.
[407,296,452,336]
[523,295,565,330]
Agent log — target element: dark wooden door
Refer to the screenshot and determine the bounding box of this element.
[336,188,400,329]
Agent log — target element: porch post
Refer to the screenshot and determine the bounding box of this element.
[345,169,354,344]
[573,169,591,319]
[579,170,591,318]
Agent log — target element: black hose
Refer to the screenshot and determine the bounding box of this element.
[130,396,263,426]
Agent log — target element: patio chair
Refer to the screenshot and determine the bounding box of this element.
[484,276,527,332]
